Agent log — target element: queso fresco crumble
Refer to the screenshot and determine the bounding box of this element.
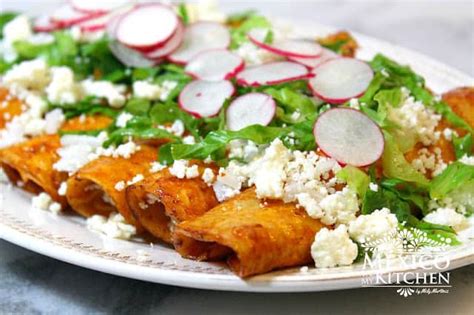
[0,0,473,271]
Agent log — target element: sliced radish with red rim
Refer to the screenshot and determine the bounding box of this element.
[179,80,234,118]
[309,58,374,104]
[236,61,311,87]
[145,21,185,60]
[226,93,276,131]
[116,3,179,52]
[78,5,133,32]
[185,49,244,81]
[168,22,230,65]
[33,15,61,32]
[109,41,159,68]
[51,4,103,27]
[314,108,384,166]
[289,48,338,69]
[248,28,322,58]
[70,0,131,14]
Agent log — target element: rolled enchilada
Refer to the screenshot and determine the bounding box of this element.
[0,115,112,205]
[66,145,157,229]
[126,165,218,243]
[174,188,325,277]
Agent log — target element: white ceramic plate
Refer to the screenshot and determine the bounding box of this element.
[1,19,473,292]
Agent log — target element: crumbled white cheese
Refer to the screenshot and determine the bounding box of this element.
[94,140,141,159]
[116,112,134,128]
[44,108,66,134]
[46,67,83,105]
[411,147,446,176]
[235,42,283,66]
[388,94,441,146]
[3,15,32,44]
[182,135,196,144]
[81,79,126,108]
[213,139,349,223]
[318,187,359,225]
[228,140,260,162]
[369,182,379,192]
[0,95,63,148]
[53,133,107,174]
[127,174,144,186]
[169,160,200,179]
[201,168,215,186]
[114,181,126,192]
[86,212,136,240]
[133,80,177,101]
[150,162,166,173]
[58,182,68,196]
[442,128,457,141]
[423,207,469,232]
[3,59,51,95]
[31,192,62,214]
[311,225,358,268]
[459,155,474,166]
[348,208,399,243]
[169,119,185,137]
[251,139,291,199]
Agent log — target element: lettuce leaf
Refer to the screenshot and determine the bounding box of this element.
[429,162,474,199]
[336,166,370,199]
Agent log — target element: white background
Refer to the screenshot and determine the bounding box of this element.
[0,1,473,314]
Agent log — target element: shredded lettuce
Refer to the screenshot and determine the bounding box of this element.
[336,166,370,199]
[50,97,119,119]
[429,162,474,199]
[229,14,271,49]
[124,98,151,116]
[369,54,473,133]
[104,116,179,147]
[453,133,473,159]
[263,87,319,123]
[0,12,19,39]
[381,132,429,187]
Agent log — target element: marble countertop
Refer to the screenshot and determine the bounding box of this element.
[1,1,473,314]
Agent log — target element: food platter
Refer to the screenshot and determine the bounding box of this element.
[1,18,473,292]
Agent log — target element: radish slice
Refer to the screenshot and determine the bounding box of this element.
[236,61,311,87]
[314,108,384,166]
[248,29,322,58]
[51,4,103,27]
[77,13,110,31]
[179,80,234,118]
[185,49,244,81]
[289,48,338,69]
[145,21,184,59]
[78,4,133,32]
[226,93,276,131]
[70,0,131,14]
[109,41,158,68]
[309,58,374,104]
[116,3,178,52]
[33,15,61,32]
[168,22,230,65]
